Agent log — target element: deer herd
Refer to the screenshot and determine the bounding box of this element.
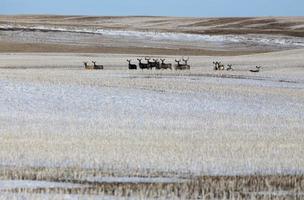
[83,58,262,73]
[128,57,190,70]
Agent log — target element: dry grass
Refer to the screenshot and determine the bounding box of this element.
[0,166,303,199]
[1,15,304,55]
[1,15,304,34]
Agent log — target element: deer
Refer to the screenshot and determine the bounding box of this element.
[218,62,225,70]
[213,61,220,70]
[145,57,157,69]
[213,61,225,70]
[226,64,233,71]
[182,57,190,70]
[91,61,104,70]
[250,66,262,73]
[160,59,172,70]
[137,58,149,70]
[83,62,94,70]
[127,59,137,70]
[152,58,161,69]
[174,59,187,70]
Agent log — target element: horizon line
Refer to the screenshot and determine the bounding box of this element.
[1,14,304,18]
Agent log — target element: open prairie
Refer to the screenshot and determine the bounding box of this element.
[0,16,304,199]
[1,16,304,55]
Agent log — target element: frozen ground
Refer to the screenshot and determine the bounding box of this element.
[1,14,304,199]
[0,193,124,200]
[0,180,84,190]
[1,16,304,55]
[0,50,304,176]
[1,25,303,54]
[1,24,304,47]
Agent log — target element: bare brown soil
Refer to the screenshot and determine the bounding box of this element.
[0,42,267,56]
[1,15,304,37]
[1,15,304,55]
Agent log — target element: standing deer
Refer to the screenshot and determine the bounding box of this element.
[160,59,172,70]
[127,59,137,70]
[182,57,190,70]
[174,59,187,70]
[152,58,161,69]
[145,57,157,69]
[213,61,220,70]
[137,58,149,70]
[250,66,262,73]
[218,62,225,70]
[91,61,104,70]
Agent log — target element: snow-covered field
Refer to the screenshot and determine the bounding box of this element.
[0,50,304,198]
[0,50,304,175]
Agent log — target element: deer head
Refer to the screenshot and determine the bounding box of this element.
[160,59,165,63]
[127,59,131,63]
[137,58,142,63]
[182,57,189,61]
[175,59,181,64]
[92,61,96,65]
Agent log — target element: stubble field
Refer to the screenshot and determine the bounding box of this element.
[0,16,304,199]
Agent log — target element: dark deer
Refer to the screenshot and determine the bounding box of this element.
[226,64,233,71]
[213,61,220,70]
[127,59,137,70]
[145,57,157,69]
[174,59,187,70]
[137,58,149,70]
[218,62,225,70]
[91,61,104,70]
[160,59,172,70]
[182,57,190,70]
[152,58,161,69]
[250,66,262,73]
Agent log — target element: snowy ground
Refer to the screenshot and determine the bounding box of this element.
[0,50,303,198]
[0,180,84,190]
[0,50,304,176]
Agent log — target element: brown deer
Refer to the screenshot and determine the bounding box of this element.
[127,59,137,70]
[91,61,104,70]
[213,61,220,70]
[182,57,190,70]
[160,59,172,70]
[174,59,187,70]
[218,62,225,70]
[152,58,161,69]
[145,57,157,69]
[137,58,149,70]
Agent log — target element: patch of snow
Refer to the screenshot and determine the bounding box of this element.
[85,176,188,184]
[0,180,83,190]
[1,24,304,47]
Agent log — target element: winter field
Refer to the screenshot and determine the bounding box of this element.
[0,49,304,199]
[1,16,304,55]
[0,15,304,199]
